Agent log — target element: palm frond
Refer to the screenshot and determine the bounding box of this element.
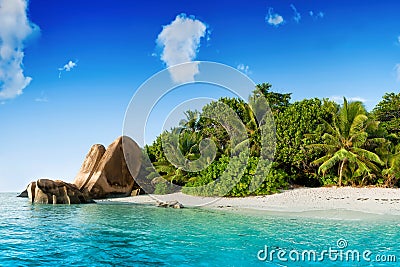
[349,114,368,136]
[312,154,332,166]
[349,132,368,147]
[351,147,384,165]
[318,153,341,174]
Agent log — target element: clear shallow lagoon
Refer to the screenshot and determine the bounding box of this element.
[1,193,399,266]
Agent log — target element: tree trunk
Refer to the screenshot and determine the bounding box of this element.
[338,160,346,186]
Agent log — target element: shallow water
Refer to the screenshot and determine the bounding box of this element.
[1,193,399,266]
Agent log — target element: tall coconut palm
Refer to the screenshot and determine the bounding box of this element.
[308,98,384,186]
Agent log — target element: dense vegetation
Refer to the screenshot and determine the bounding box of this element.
[141,84,400,196]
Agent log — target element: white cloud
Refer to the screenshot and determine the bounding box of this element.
[397,36,400,45]
[35,96,48,102]
[348,96,366,102]
[395,64,400,82]
[58,60,77,78]
[156,14,207,83]
[35,91,48,102]
[330,96,367,103]
[0,0,39,100]
[237,64,251,75]
[206,29,212,42]
[309,10,325,19]
[266,8,284,27]
[290,4,301,23]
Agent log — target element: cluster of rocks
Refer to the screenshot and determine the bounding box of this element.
[22,179,94,204]
[20,136,142,204]
[156,200,184,209]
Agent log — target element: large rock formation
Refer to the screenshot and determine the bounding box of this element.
[17,189,28,198]
[19,136,142,204]
[28,179,93,204]
[27,181,36,201]
[73,136,142,199]
[18,181,36,198]
[73,144,106,190]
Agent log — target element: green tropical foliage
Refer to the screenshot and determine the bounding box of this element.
[382,148,400,187]
[275,98,336,185]
[372,93,400,142]
[308,98,384,186]
[379,141,400,187]
[140,85,400,196]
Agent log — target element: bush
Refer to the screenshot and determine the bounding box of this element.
[153,182,175,195]
[183,155,288,197]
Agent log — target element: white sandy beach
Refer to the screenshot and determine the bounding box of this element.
[98,187,400,217]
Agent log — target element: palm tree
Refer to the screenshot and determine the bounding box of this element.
[152,130,209,185]
[179,110,200,133]
[308,98,384,186]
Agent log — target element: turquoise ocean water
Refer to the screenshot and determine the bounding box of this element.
[1,192,399,266]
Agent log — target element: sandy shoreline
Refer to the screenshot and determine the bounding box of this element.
[98,187,400,217]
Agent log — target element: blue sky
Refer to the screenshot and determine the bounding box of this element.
[0,0,399,192]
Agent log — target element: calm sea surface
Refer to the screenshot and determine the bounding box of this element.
[1,193,399,266]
